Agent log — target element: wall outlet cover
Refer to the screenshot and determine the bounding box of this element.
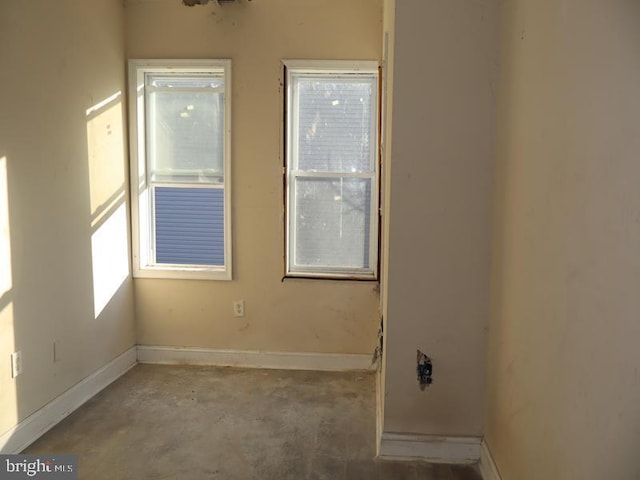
[11,351,22,378]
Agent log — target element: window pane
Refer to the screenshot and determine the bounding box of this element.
[294,76,376,173]
[154,187,225,266]
[147,77,224,183]
[293,177,371,269]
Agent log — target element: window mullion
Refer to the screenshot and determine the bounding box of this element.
[147,86,224,94]
[291,171,375,179]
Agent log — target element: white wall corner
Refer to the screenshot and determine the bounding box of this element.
[378,432,481,464]
[479,439,502,480]
[375,369,384,455]
[136,346,375,372]
[0,347,137,454]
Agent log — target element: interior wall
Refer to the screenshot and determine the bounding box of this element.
[485,1,640,478]
[382,0,496,436]
[0,0,135,442]
[125,0,383,354]
[378,0,396,436]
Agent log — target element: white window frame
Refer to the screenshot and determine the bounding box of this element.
[128,59,232,280]
[284,60,380,280]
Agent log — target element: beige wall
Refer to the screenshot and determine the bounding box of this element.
[0,0,135,439]
[378,0,396,435]
[486,1,640,478]
[381,0,496,436]
[126,0,383,354]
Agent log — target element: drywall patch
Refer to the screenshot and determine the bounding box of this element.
[417,350,433,390]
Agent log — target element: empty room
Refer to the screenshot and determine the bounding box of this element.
[1,0,639,479]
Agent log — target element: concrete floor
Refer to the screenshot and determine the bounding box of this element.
[25,365,482,480]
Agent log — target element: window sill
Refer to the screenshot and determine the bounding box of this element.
[133,266,232,281]
[284,272,378,282]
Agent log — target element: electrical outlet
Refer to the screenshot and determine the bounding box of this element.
[10,351,22,378]
[233,300,245,317]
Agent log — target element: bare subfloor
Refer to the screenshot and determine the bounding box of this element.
[25,365,481,480]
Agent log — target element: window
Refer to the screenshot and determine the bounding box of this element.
[284,61,379,279]
[129,60,232,280]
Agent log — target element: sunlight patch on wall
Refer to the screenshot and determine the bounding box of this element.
[0,156,12,298]
[86,94,130,319]
[86,92,125,220]
[91,203,129,318]
[0,302,18,439]
[0,156,16,436]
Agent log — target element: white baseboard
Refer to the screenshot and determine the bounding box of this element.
[479,439,502,480]
[375,371,384,455]
[137,345,375,372]
[0,347,137,454]
[378,432,481,464]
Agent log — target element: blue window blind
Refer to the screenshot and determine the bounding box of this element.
[154,187,224,266]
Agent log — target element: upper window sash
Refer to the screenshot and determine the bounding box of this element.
[287,64,378,177]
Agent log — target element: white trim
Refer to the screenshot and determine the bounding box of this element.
[127,58,230,71]
[127,59,232,281]
[136,346,374,371]
[285,270,377,281]
[283,59,379,74]
[479,439,502,480]
[0,347,137,454]
[378,432,481,464]
[283,60,380,279]
[290,171,374,179]
[375,370,384,455]
[132,265,229,281]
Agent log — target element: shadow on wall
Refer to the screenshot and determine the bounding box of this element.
[0,90,131,452]
[0,0,134,455]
